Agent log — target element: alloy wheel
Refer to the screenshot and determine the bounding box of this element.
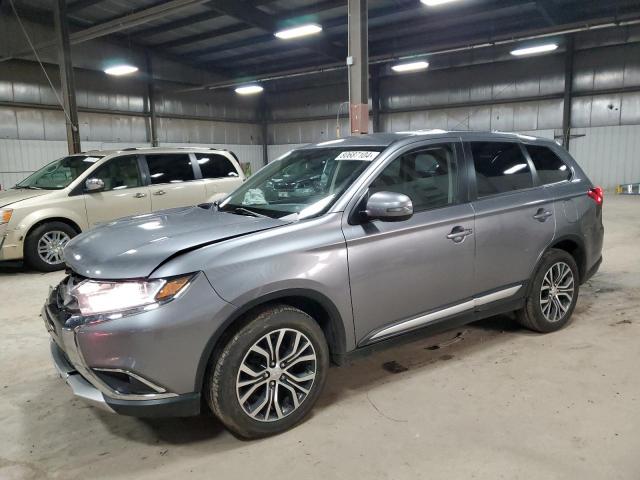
[236,328,317,422]
[37,231,71,265]
[539,261,575,322]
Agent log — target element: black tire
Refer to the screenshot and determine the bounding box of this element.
[206,304,329,439]
[24,221,77,272]
[516,248,580,333]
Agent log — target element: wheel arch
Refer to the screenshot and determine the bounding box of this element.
[195,288,347,393]
[548,235,586,282]
[25,217,83,240]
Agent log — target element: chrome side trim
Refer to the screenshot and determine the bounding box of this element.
[370,300,475,340]
[474,285,522,307]
[93,368,168,394]
[369,284,522,341]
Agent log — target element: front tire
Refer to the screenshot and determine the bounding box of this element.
[24,221,76,272]
[517,249,579,333]
[206,304,329,439]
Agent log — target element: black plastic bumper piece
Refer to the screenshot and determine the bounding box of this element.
[106,393,201,418]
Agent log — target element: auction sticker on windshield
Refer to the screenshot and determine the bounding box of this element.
[335,151,380,161]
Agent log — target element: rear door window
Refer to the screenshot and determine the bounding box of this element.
[470,142,533,197]
[195,153,239,178]
[145,154,195,184]
[525,145,571,184]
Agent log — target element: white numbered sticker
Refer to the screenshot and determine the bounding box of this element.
[335,151,380,161]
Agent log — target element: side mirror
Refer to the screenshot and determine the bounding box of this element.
[365,191,413,222]
[85,178,105,192]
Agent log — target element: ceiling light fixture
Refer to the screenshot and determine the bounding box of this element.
[391,60,429,73]
[104,65,138,76]
[420,0,462,6]
[510,43,558,56]
[235,85,264,95]
[275,24,322,39]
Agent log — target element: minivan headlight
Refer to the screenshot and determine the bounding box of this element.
[0,209,12,225]
[71,274,194,316]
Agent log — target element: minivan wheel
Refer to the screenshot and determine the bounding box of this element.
[516,248,579,333]
[206,304,329,439]
[24,222,77,272]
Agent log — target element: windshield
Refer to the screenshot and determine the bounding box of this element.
[219,147,382,219]
[15,155,103,190]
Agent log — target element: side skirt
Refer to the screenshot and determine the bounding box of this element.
[332,289,525,365]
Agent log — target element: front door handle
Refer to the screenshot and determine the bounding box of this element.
[153,190,166,196]
[446,226,473,243]
[533,208,553,222]
[133,192,147,198]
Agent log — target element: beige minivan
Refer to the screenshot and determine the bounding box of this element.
[0,147,245,271]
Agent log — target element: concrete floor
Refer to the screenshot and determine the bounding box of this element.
[0,195,638,480]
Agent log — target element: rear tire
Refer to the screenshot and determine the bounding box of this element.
[206,304,329,439]
[516,248,579,333]
[24,221,77,272]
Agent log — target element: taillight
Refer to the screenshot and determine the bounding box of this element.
[588,186,604,206]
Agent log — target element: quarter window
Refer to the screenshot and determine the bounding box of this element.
[525,145,571,184]
[145,154,194,184]
[370,144,458,211]
[195,153,239,179]
[90,155,142,191]
[471,142,533,197]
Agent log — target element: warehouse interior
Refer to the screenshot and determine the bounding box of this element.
[1,0,640,478]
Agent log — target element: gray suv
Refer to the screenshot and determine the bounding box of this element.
[43,131,604,438]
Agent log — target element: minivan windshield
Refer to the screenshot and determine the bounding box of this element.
[219,147,382,219]
[15,155,103,190]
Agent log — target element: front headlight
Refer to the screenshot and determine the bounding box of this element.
[71,274,194,317]
[0,209,12,225]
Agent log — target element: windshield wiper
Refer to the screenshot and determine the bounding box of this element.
[14,185,42,190]
[232,207,269,218]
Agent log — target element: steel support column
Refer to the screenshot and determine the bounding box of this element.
[562,36,574,149]
[145,51,159,147]
[371,64,380,132]
[347,0,368,135]
[260,96,270,166]
[53,0,81,154]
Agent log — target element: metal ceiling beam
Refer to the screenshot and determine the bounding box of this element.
[206,0,344,60]
[2,0,209,61]
[67,0,107,14]
[536,0,563,25]
[154,0,344,50]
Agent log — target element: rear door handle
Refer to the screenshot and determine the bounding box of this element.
[153,190,166,196]
[446,226,473,243]
[133,192,147,198]
[533,208,553,222]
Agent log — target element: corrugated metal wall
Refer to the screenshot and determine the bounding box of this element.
[570,125,640,189]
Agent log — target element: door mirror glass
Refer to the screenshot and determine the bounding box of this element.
[366,191,413,221]
[85,178,105,192]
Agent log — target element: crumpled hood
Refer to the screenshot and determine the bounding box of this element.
[0,188,50,207]
[64,206,289,279]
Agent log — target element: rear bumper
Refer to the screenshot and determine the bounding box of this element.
[583,255,602,283]
[50,341,201,417]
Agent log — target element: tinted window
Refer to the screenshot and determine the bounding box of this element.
[526,145,571,185]
[471,142,533,197]
[90,155,142,191]
[195,153,239,179]
[146,154,194,184]
[370,144,457,211]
